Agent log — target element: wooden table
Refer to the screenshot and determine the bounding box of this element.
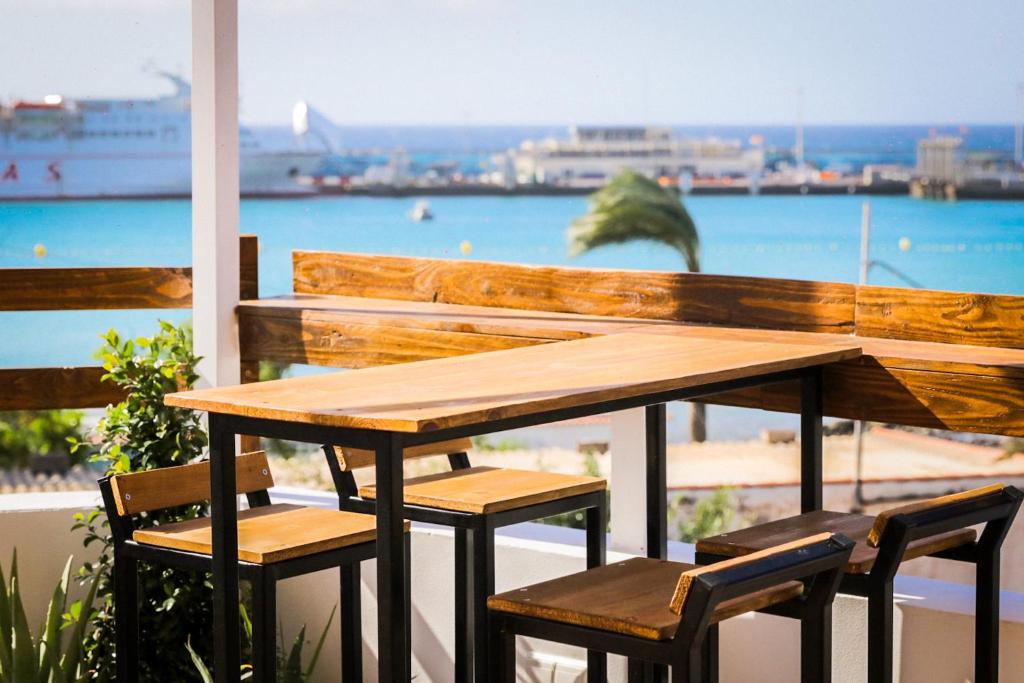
[167,331,860,682]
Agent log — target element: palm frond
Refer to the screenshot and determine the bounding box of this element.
[568,170,700,272]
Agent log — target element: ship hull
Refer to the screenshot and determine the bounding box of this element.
[0,151,320,200]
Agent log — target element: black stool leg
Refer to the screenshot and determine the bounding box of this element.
[251,571,277,683]
[701,624,719,683]
[586,497,608,681]
[114,553,139,682]
[488,614,516,682]
[867,580,894,683]
[976,550,1000,683]
[340,562,363,683]
[801,601,832,683]
[629,659,664,683]
[405,532,413,678]
[671,642,702,683]
[471,520,495,683]
[454,528,472,683]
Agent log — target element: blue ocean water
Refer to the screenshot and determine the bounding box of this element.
[2,194,1022,371]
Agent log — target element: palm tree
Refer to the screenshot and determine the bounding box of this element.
[568,169,707,442]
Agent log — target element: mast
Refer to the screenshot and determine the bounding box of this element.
[1015,82,1023,168]
[795,86,805,168]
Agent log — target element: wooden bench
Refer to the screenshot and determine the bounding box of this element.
[236,250,1024,437]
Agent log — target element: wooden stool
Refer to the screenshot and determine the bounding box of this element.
[98,451,407,683]
[696,484,1023,683]
[488,532,854,683]
[323,437,608,683]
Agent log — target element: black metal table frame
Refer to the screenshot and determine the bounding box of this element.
[205,365,825,682]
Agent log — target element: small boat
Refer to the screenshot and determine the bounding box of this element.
[409,200,434,221]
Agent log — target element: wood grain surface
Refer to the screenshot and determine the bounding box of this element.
[168,332,861,432]
[856,285,1024,348]
[0,267,193,311]
[132,503,403,564]
[487,557,802,640]
[0,366,125,410]
[696,511,976,574]
[292,251,856,333]
[335,437,473,471]
[110,451,273,516]
[358,465,605,514]
[238,307,550,369]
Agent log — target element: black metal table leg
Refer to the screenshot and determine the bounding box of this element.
[209,413,241,683]
[800,367,824,513]
[472,518,496,683]
[646,403,668,560]
[646,404,669,683]
[454,528,472,683]
[375,432,410,681]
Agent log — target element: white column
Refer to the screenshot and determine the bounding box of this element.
[609,408,649,554]
[191,0,240,389]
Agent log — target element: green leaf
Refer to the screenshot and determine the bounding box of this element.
[303,604,337,680]
[186,638,214,683]
[0,553,14,676]
[38,556,73,679]
[11,568,41,679]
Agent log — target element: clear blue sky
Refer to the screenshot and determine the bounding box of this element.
[4,0,1023,126]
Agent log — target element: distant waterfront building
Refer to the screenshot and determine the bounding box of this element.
[509,125,764,188]
[916,136,964,182]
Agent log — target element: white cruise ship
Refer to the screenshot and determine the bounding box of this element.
[0,72,331,199]
[509,125,764,188]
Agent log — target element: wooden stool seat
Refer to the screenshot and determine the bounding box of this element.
[697,509,976,574]
[358,465,606,514]
[133,503,407,564]
[487,557,804,641]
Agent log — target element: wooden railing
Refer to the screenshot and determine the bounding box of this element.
[236,250,1024,437]
[0,234,258,411]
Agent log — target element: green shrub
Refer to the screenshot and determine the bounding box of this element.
[0,551,99,682]
[0,410,86,470]
[674,488,738,543]
[70,322,211,681]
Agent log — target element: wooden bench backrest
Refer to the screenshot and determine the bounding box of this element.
[670,532,833,615]
[109,450,274,516]
[332,437,473,471]
[867,483,1006,547]
[292,250,1024,348]
[292,250,857,334]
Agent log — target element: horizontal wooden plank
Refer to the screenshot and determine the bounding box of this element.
[239,294,640,340]
[0,366,125,410]
[238,308,551,369]
[707,359,1024,436]
[111,450,272,516]
[855,284,1024,348]
[292,251,856,333]
[0,266,193,311]
[623,323,1024,380]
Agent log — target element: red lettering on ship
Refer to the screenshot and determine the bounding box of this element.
[47,162,62,182]
[1,163,17,181]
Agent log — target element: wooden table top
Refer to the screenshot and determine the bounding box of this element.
[166,331,861,433]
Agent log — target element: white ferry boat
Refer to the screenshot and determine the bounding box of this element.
[508,125,764,188]
[0,72,331,199]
